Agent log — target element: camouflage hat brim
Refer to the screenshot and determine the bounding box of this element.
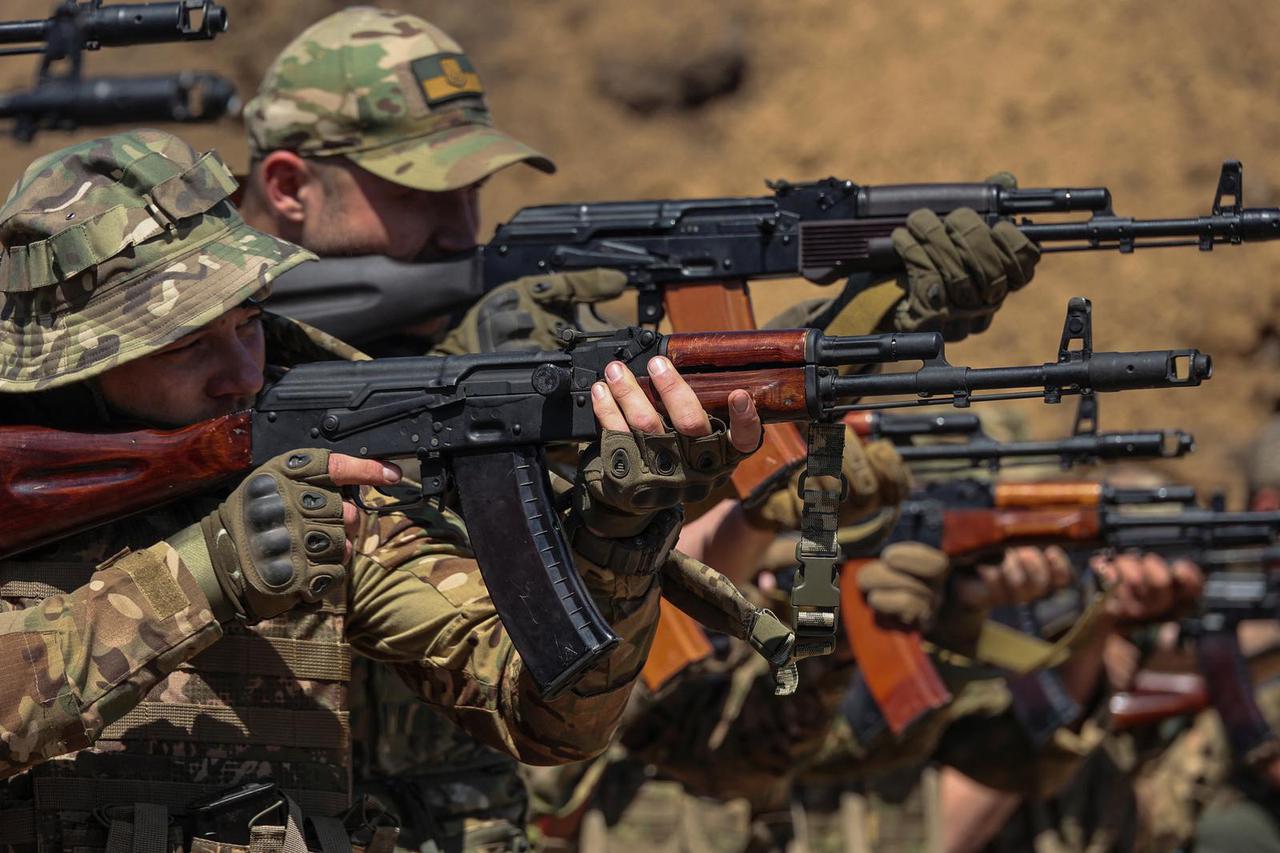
[0,220,314,392]
[348,123,556,193]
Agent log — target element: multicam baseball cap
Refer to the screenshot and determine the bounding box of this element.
[244,7,555,192]
[0,129,315,392]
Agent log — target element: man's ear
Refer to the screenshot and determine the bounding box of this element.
[256,150,316,224]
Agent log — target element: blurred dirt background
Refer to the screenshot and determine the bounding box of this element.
[4,0,1280,502]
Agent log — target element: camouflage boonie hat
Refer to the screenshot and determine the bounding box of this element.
[244,7,555,192]
[0,129,315,392]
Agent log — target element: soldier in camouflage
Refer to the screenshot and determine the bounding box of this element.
[235,9,629,850]
[0,128,763,852]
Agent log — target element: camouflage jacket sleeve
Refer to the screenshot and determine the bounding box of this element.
[0,542,222,778]
[345,503,660,766]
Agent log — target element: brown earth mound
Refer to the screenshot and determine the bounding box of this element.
[4,0,1278,502]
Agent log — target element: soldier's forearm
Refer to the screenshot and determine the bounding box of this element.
[504,556,661,765]
[0,540,222,778]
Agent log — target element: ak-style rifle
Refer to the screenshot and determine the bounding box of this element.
[0,2,233,140]
[845,407,1195,471]
[842,492,1280,735]
[267,160,1280,344]
[482,160,1279,325]
[0,302,1209,698]
[1109,566,1280,777]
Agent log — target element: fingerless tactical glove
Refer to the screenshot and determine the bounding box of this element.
[199,449,348,623]
[566,419,750,575]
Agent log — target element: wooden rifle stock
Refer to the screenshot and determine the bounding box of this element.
[640,281,810,688]
[843,505,1105,735]
[0,413,252,558]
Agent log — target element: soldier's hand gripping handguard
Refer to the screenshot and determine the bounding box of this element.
[857,542,951,629]
[567,411,758,577]
[891,198,1040,341]
[435,268,628,355]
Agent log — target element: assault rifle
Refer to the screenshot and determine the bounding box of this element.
[843,495,1280,734]
[845,410,1195,471]
[0,2,233,140]
[265,160,1280,343]
[483,160,1279,325]
[0,301,1210,697]
[1109,568,1280,774]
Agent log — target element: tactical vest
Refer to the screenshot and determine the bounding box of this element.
[0,317,370,852]
[0,500,354,852]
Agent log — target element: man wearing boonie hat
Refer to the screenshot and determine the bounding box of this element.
[0,127,761,852]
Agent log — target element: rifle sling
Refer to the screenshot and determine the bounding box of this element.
[822,279,904,338]
[791,422,846,658]
[934,590,1111,674]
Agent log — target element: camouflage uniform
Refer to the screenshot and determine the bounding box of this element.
[0,130,662,852]
[242,10,562,849]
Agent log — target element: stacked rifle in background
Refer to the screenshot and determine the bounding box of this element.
[0,1,233,141]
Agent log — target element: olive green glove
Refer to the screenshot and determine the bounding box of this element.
[891,204,1040,342]
[198,450,348,624]
[857,542,950,628]
[573,420,748,539]
[435,269,628,355]
[745,432,911,532]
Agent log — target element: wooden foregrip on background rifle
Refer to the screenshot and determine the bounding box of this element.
[0,414,251,558]
[840,558,952,734]
[1108,671,1209,731]
[994,482,1108,508]
[937,507,1104,555]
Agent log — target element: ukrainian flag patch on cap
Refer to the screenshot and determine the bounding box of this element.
[412,53,485,107]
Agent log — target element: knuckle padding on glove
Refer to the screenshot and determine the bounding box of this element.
[945,210,1007,303]
[576,419,744,538]
[203,449,347,622]
[243,474,295,587]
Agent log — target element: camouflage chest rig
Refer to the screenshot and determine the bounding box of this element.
[0,129,379,851]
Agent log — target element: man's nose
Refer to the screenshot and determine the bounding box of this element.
[432,189,481,254]
[207,336,264,400]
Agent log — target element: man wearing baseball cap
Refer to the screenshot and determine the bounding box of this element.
[237,9,632,849]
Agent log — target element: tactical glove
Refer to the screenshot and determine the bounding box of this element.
[198,450,348,624]
[857,542,950,629]
[745,432,911,532]
[573,419,748,540]
[435,268,628,355]
[891,205,1040,342]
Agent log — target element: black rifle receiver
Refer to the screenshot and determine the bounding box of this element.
[481,162,1279,325]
